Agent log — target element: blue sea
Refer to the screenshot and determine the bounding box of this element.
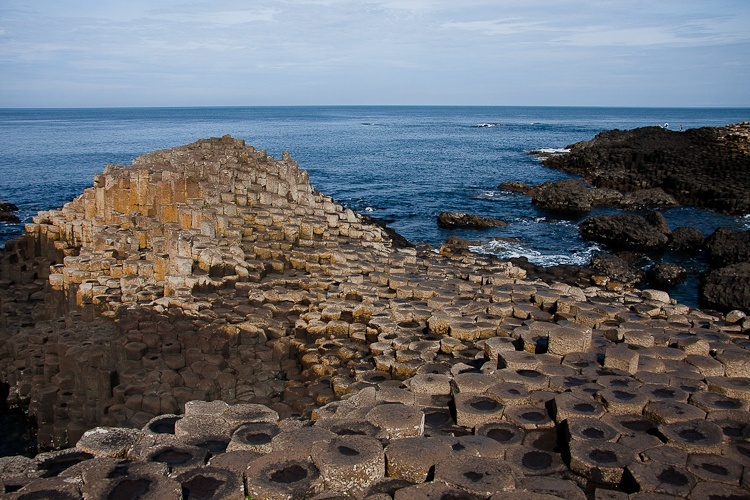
[1,106,749,307]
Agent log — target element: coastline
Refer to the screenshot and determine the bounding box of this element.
[1,137,749,497]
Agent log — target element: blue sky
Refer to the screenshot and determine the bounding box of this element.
[1,0,749,107]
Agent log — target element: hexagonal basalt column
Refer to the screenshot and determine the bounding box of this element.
[384,436,453,483]
[568,440,637,486]
[434,455,518,496]
[505,445,566,477]
[453,393,505,429]
[228,422,280,454]
[366,403,424,439]
[623,461,697,497]
[311,435,385,496]
[174,466,244,500]
[657,419,724,453]
[245,452,324,500]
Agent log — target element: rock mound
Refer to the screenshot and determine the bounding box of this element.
[437,212,507,229]
[543,122,750,214]
[579,212,672,251]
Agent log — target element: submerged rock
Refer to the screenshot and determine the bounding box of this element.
[437,212,507,229]
[0,201,20,223]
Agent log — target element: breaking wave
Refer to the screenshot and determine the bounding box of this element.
[469,238,601,267]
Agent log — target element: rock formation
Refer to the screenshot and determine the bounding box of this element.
[542,122,750,215]
[0,201,20,223]
[579,212,672,252]
[1,137,750,498]
[701,228,750,311]
[437,212,507,229]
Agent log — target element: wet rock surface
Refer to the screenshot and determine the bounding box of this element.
[1,136,749,498]
[542,122,750,215]
[0,201,20,223]
[438,212,508,229]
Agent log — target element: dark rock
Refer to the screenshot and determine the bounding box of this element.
[499,181,535,195]
[0,201,20,223]
[579,212,671,251]
[705,227,750,268]
[437,212,506,229]
[618,188,679,210]
[668,227,704,252]
[532,178,593,212]
[648,262,687,287]
[542,122,750,215]
[589,253,645,284]
[589,188,623,207]
[0,212,20,223]
[701,262,750,312]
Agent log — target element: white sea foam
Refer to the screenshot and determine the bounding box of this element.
[469,239,601,267]
[474,190,511,201]
[535,147,570,155]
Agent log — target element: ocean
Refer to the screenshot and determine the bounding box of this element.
[1,106,749,307]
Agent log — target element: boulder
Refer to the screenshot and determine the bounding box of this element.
[532,178,593,212]
[499,181,535,195]
[588,253,645,284]
[701,262,750,312]
[437,212,507,229]
[579,212,671,251]
[0,201,20,223]
[668,227,704,252]
[647,262,687,287]
[705,227,750,267]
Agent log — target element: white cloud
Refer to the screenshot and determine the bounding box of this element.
[442,18,552,36]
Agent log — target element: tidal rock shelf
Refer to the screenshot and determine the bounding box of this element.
[1,137,750,498]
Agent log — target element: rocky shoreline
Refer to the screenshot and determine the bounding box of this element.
[1,137,750,498]
[541,122,750,215]
[499,123,750,313]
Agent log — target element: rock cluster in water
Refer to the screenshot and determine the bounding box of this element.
[541,122,750,215]
[1,137,750,498]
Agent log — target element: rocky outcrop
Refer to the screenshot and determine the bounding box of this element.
[579,212,672,251]
[668,226,705,252]
[705,227,750,268]
[701,262,750,312]
[0,201,20,223]
[2,137,750,498]
[543,122,750,215]
[504,178,678,213]
[701,228,750,311]
[588,253,646,285]
[647,261,687,287]
[437,212,507,229]
[531,178,594,212]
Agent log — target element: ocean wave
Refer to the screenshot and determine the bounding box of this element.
[474,190,512,201]
[471,123,501,128]
[469,239,601,267]
[535,147,570,154]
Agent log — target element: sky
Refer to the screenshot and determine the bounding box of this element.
[1,0,749,107]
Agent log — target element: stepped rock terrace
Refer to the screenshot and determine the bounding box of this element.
[1,136,749,498]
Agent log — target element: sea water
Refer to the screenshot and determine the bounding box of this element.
[1,106,749,303]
